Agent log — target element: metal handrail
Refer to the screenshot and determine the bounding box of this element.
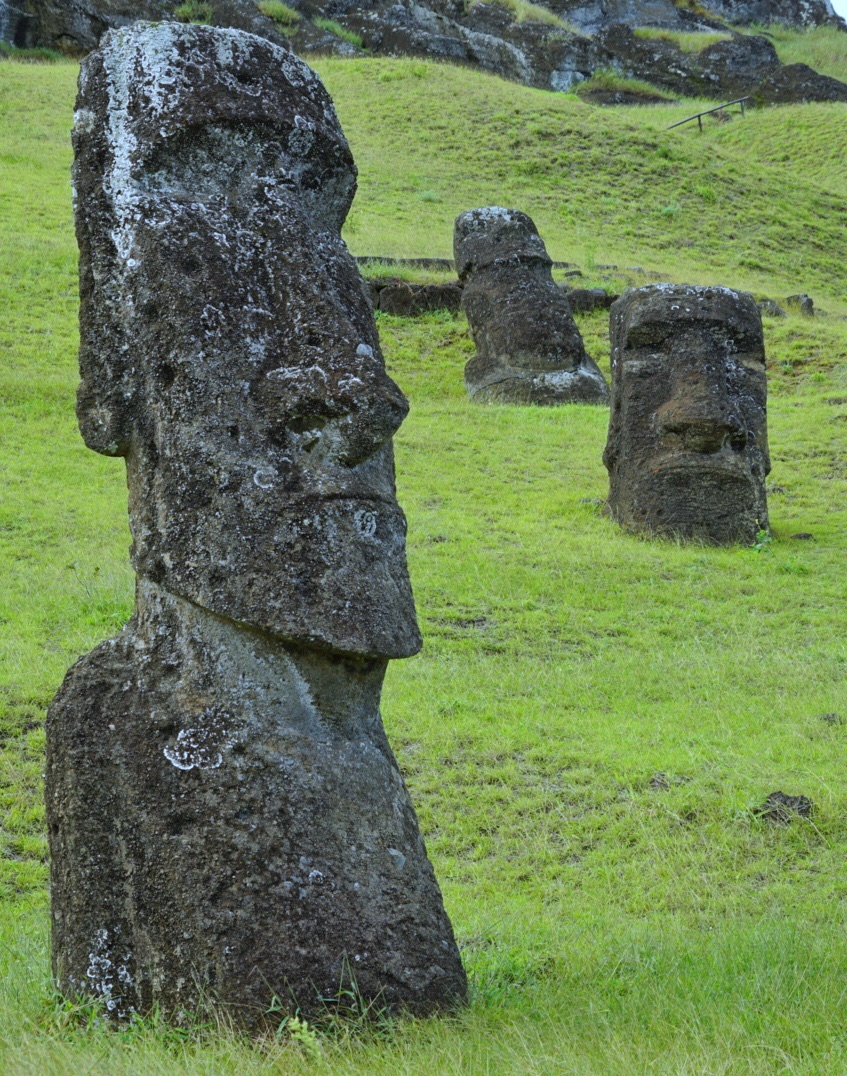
[667,97,751,131]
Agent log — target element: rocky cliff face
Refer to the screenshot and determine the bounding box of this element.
[9,0,288,54]
[697,0,842,29]
[292,0,847,101]
[595,23,847,101]
[5,0,846,105]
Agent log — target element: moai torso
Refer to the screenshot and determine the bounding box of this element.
[604,285,770,543]
[454,207,609,405]
[46,23,466,1026]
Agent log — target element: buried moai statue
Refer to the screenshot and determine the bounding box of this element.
[46,23,466,1026]
[603,285,770,544]
[454,207,609,405]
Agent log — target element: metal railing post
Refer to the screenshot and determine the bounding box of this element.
[666,97,751,131]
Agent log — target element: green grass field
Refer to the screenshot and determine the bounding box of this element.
[0,52,846,1072]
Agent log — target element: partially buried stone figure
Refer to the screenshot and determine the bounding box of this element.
[455,207,609,404]
[604,285,769,544]
[46,22,466,1026]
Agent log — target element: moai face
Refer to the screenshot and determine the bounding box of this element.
[604,285,769,543]
[454,206,550,281]
[454,207,608,404]
[72,24,419,658]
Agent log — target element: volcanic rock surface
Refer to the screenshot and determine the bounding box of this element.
[7,0,846,105]
[46,22,466,1027]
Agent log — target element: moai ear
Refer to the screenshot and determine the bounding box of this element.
[72,55,135,458]
[75,263,135,458]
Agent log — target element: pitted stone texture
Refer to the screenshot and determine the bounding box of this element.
[72,21,419,659]
[604,284,770,544]
[454,207,609,405]
[49,22,465,1027]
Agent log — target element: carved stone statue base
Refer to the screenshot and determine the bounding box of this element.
[47,582,466,1024]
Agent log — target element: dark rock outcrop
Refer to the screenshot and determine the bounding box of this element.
[752,62,847,103]
[756,790,814,822]
[702,0,842,28]
[12,0,287,54]
[785,292,815,315]
[757,298,787,317]
[594,24,847,104]
[565,287,619,313]
[578,85,675,105]
[414,282,463,313]
[8,0,845,103]
[371,279,463,315]
[550,0,728,35]
[376,281,420,316]
[0,0,33,47]
[47,22,466,1027]
[604,284,770,544]
[456,207,609,405]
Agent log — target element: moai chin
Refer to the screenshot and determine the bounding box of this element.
[46,23,466,1026]
[454,207,609,405]
[604,284,770,544]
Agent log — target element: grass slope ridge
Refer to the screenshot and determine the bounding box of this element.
[623,97,847,201]
[709,101,847,197]
[310,58,847,304]
[0,56,846,1071]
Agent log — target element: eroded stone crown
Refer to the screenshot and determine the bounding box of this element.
[453,205,550,281]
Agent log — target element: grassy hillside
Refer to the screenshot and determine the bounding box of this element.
[0,54,846,1071]
[2,57,846,307]
[708,101,847,198]
[313,57,847,306]
[750,24,847,84]
[623,98,847,200]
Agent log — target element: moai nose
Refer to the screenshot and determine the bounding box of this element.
[260,337,408,467]
[656,393,748,453]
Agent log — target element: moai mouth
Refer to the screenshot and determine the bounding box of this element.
[47,22,466,1028]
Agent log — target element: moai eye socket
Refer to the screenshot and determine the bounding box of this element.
[138,123,355,231]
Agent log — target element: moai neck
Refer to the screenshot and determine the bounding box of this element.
[131,578,392,750]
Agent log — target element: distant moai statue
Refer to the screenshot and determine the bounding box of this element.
[454,207,609,405]
[604,285,769,543]
[46,23,466,1026]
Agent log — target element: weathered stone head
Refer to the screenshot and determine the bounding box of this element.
[48,23,466,1027]
[604,285,769,543]
[454,207,609,405]
[73,21,418,658]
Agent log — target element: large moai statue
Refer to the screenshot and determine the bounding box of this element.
[454,207,609,405]
[46,23,466,1026]
[604,285,770,543]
